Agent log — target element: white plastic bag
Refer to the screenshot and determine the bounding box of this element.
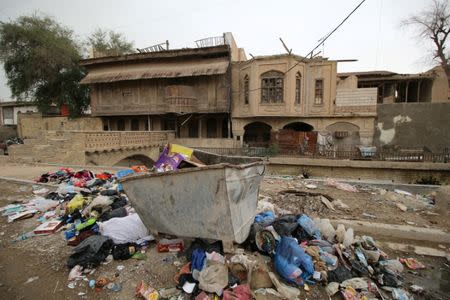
[99,213,149,244]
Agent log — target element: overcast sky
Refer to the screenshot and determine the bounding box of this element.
[0,0,439,100]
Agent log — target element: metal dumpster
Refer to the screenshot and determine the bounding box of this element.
[119,149,265,244]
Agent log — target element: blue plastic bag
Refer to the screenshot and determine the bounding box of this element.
[274,236,314,285]
[116,169,135,179]
[297,214,321,240]
[255,211,275,225]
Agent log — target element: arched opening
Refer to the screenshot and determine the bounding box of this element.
[115,154,155,168]
[325,122,360,147]
[244,122,272,147]
[283,122,314,132]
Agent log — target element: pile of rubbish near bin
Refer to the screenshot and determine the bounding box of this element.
[0,144,428,300]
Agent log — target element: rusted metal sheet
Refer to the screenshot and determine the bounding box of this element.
[271,129,317,153]
[80,58,229,84]
[120,151,265,243]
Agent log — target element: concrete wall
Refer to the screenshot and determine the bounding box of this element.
[337,75,358,89]
[0,105,37,125]
[17,113,103,139]
[231,116,376,146]
[430,66,450,102]
[175,138,240,148]
[375,103,450,151]
[336,88,377,107]
[268,157,450,184]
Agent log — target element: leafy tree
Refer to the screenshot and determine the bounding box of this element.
[0,14,89,117]
[402,0,450,67]
[87,28,134,57]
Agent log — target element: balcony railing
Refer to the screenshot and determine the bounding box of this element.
[193,145,450,163]
[83,131,175,151]
[165,85,198,113]
[195,36,225,48]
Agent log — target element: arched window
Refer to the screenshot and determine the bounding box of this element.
[261,71,284,103]
[244,75,249,104]
[314,79,324,105]
[295,73,301,105]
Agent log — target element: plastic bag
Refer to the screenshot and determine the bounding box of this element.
[272,215,298,236]
[315,218,335,242]
[67,194,85,214]
[256,199,275,214]
[27,197,59,212]
[82,195,112,216]
[274,236,314,286]
[254,211,275,225]
[335,224,346,243]
[268,272,300,300]
[343,228,354,247]
[99,213,149,244]
[198,261,228,294]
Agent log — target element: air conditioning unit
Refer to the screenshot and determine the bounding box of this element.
[334,131,349,138]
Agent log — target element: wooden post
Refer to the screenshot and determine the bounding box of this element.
[417,80,421,102]
[198,118,202,138]
[405,81,409,102]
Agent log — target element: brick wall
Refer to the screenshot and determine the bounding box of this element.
[336,88,377,107]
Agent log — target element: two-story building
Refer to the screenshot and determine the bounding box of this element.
[80,33,246,139]
[231,54,377,148]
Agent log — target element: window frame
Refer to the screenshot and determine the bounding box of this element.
[243,75,249,105]
[260,70,284,104]
[295,72,302,105]
[314,78,324,105]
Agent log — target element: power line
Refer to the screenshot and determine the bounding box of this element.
[285,0,367,74]
[234,0,367,95]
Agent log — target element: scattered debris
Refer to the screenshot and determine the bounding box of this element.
[400,258,426,270]
[24,276,39,284]
[0,145,445,299]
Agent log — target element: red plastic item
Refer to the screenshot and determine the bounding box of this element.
[157,238,184,253]
[60,104,70,116]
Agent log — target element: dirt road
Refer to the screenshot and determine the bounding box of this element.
[0,166,449,300]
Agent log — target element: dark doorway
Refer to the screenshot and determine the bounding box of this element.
[206,118,217,138]
[283,122,314,132]
[243,122,272,147]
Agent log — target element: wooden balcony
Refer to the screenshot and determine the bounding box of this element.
[165,85,198,113]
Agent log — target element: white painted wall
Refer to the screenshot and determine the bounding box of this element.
[12,106,38,125]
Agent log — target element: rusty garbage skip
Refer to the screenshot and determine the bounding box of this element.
[119,149,265,244]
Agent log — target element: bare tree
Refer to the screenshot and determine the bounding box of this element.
[402,0,450,67]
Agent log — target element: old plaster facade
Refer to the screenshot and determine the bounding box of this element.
[231,54,377,147]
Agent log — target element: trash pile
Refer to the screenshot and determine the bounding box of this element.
[245,205,427,300]
[0,165,156,292]
[0,145,432,299]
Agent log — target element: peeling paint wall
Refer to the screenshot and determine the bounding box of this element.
[375,103,450,151]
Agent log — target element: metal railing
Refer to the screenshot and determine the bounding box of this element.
[194,145,450,163]
[195,36,225,48]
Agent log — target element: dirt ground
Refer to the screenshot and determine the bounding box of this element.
[261,176,449,231]
[0,166,449,300]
